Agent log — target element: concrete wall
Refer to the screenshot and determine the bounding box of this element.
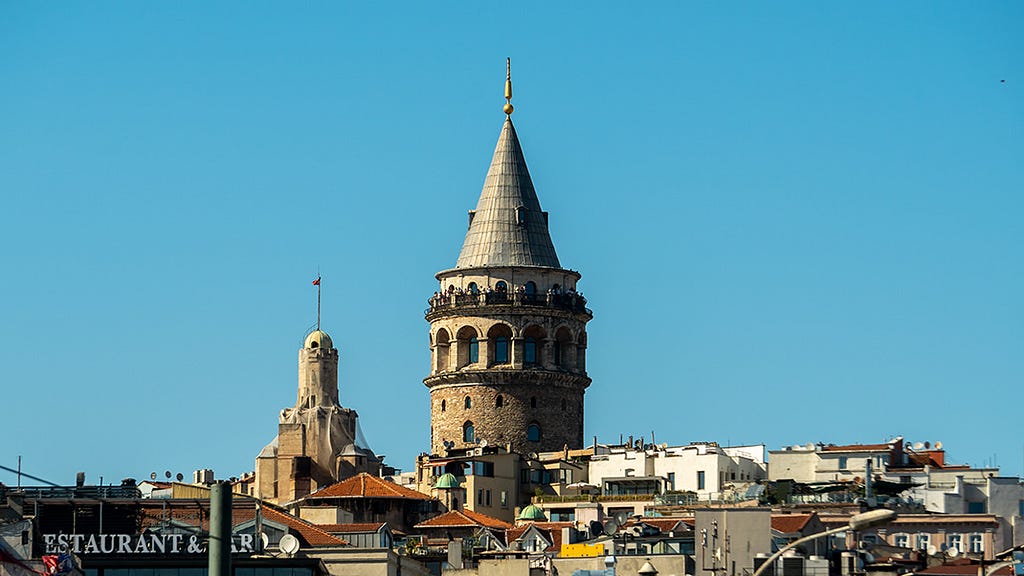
[694,508,771,576]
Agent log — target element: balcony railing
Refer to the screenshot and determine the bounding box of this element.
[426,291,590,315]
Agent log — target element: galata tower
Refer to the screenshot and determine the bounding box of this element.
[424,61,592,456]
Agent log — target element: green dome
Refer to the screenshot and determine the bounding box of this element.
[518,504,547,521]
[434,473,461,489]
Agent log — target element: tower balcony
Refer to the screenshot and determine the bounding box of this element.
[425,291,591,320]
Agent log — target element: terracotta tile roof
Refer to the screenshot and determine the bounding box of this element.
[822,443,893,452]
[819,514,1000,528]
[772,514,815,534]
[507,522,573,552]
[415,509,512,530]
[318,522,386,533]
[306,473,432,501]
[135,501,345,547]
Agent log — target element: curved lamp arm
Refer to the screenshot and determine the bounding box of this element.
[750,510,897,576]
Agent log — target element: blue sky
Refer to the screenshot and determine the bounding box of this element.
[1,3,1021,487]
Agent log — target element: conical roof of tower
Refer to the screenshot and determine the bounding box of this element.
[455,118,560,269]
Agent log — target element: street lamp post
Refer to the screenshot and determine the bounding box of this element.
[750,509,897,576]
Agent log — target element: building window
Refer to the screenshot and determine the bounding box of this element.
[947,534,963,553]
[969,534,983,553]
[486,489,492,506]
[524,338,537,364]
[494,336,509,363]
[838,457,848,470]
[464,396,472,409]
[916,533,930,550]
[1020,500,1024,517]
[527,424,541,442]
[525,281,536,295]
[894,534,909,548]
[441,400,446,412]
[553,341,561,366]
[697,471,705,490]
[668,472,676,490]
[468,282,479,293]
[469,338,479,363]
[967,501,986,513]
[496,395,503,408]
[501,491,508,508]
[495,281,507,292]
[463,422,475,443]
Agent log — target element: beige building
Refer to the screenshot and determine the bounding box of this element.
[256,330,385,505]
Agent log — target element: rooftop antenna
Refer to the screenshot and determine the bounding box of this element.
[503,58,514,116]
[312,273,322,331]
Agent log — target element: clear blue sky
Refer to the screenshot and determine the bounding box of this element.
[2,3,1021,487]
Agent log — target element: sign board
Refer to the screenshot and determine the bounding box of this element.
[561,543,605,558]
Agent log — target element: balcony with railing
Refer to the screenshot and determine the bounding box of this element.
[426,290,590,316]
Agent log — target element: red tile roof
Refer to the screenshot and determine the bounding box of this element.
[306,473,432,500]
[318,522,386,533]
[624,518,690,533]
[135,501,345,547]
[772,514,814,534]
[507,522,574,552]
[415,509,512,530]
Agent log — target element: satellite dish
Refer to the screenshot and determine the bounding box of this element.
[614,511,630,525]
[590,521,604,538]
[527,452,538,460]
[927,544,937,556]
[165,471,172,479]
[947,548,959,558]
[279,534,301,555]
[150,472,157,480]
[924,441,931,449]
[176,473,184,482]
[805,443,815,450]
[914,442,925,450]
[602,519,619,536]
[480,439,488,448]
[260,533,270,550]
[935,441,943,450]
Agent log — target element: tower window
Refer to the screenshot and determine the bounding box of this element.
[441,400,446,412]
[527,424,540,442]
[530,396,537,408]
[496,395,503,408]
[494,336,509,363]
[463,422,475,443]
[468,282,479,293]
[524,337,537,364]
[525,281,536,295]
[464,396,472,409]
[553,341,561,366]
[495,281,507,293]
[469,338,479,363]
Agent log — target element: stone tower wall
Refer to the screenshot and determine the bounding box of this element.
[297,347,339,408]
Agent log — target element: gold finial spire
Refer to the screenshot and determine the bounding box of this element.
[503,57,514,116]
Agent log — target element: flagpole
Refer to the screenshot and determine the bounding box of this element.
[317,276,321,331]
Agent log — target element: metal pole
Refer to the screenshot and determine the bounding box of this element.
[209,481,232,576]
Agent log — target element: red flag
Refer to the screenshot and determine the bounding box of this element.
[312,277,320,286]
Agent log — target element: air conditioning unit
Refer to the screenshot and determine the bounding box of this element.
[472,447,483,456]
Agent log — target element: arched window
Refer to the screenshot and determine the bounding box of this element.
[530,396,537,408]
[496,395,504,408]
[524,337,537,364]
[464,396,472,409]
[527,424,541,442]
[495,281,508,292]
[441,400,446,412]
[463,422,475,443]
[467,282,479,294]
[525,281,537,295]
[469,338,479,363]
[456,327,479,368]
[494,336,509,363]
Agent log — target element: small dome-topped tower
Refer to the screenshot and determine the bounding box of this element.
[304,330,333,350]
[424,62,592,456]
